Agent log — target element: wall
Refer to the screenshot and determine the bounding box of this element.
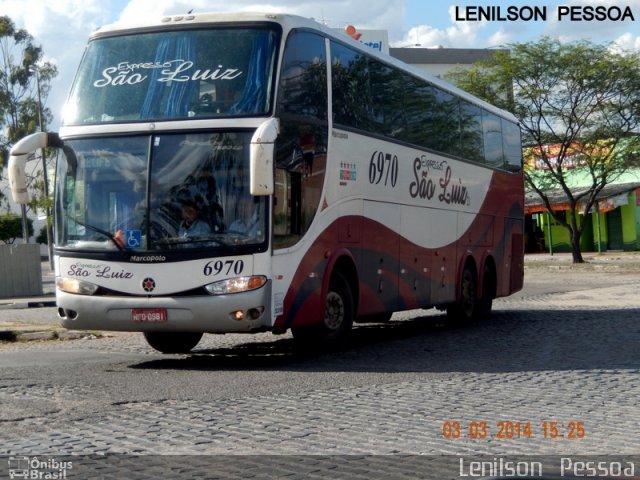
[622,193,639,250]
[0,244,43,298]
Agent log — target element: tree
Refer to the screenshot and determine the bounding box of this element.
[0,213,33,243]
[36,225,48,244]
[448,37,640,263]
[0,15,57,213]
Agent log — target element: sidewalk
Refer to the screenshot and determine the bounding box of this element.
[0,260,56,309]
[524,250,640,271]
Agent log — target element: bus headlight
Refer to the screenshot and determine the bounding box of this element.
[204,276,267,295]
[56,277,99,296]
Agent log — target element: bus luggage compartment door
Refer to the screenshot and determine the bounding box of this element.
[360,201,400,316]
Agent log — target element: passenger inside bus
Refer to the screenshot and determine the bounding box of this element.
[228,195,261,238]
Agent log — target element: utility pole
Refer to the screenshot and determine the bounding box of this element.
[33,66,54,270]
[20,204,29,243]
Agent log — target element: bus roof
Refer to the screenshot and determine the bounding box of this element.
[91,11,518,124]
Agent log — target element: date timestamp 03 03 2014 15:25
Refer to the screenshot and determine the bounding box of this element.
[441,421,586,440]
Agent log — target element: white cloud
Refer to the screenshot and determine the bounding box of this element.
[1,0,109,41]
[610,32,640,53]
[487,29,517,48]
[544,0,640,43]
[394,5,488,48]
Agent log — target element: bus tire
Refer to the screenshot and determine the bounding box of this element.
[474,263,495,320]
[143,331,203,354]
[446,265,477,324]
[292,272,354,348]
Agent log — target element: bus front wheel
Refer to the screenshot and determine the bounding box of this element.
[143,331,203,354]
[292,272,354,348]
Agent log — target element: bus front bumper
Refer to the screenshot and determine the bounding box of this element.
[56,282,272,333]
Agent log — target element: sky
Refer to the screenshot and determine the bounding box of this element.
[1,0,639,129]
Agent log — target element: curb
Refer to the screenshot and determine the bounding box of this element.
[0,296,59,343]
[0,298,56,310]
[0,328,105,343]
[0,296,108,344]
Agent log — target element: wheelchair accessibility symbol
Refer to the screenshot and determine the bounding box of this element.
[125,230,142,248]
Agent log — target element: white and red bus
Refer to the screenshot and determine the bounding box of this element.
[9,13,523,353]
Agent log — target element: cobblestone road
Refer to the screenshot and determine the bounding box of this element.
[1,257,639,478]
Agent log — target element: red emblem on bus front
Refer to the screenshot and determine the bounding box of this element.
[142,277,156,292]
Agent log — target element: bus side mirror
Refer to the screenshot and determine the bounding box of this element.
[250,118,279,196]
[8,132,52,204]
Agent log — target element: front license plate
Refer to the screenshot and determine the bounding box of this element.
[132,308,168,323]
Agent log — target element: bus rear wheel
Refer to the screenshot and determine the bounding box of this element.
[292,272,354,348]
[474,264,495,320]
[446,265,477,324]
[143,331,203,354]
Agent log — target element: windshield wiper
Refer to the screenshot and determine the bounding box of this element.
[210,234,236,248]
[155,235,237,249]
[68,216,123,251]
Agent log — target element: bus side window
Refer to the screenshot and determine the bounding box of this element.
[502,119,523,172]
[483,111,504,168]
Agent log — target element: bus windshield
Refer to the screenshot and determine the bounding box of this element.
[63,26,279,124]
[54,132,267,252]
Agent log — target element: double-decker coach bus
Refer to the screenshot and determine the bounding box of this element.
[9,12,523,353]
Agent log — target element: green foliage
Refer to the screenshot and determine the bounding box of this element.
[0,214,33,243]
[36,226,48,244]
[448,37,640,262]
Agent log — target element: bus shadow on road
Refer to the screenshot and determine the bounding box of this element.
[129,313,450,370]
[128,307,640,373]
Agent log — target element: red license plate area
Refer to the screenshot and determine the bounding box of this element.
[132,308,168,323]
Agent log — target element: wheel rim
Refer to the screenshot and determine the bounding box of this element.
[325,291,345,331]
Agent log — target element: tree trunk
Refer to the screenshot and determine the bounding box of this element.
[570,229,584,263]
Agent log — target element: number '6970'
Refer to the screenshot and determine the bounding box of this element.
[369,151,399,187]
[204,259,244,276]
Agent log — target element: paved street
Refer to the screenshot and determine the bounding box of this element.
[0,254,639,478]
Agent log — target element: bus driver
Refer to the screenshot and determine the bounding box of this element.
[178,200,211,238]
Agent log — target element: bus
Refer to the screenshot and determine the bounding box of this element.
[8,12,524,353]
